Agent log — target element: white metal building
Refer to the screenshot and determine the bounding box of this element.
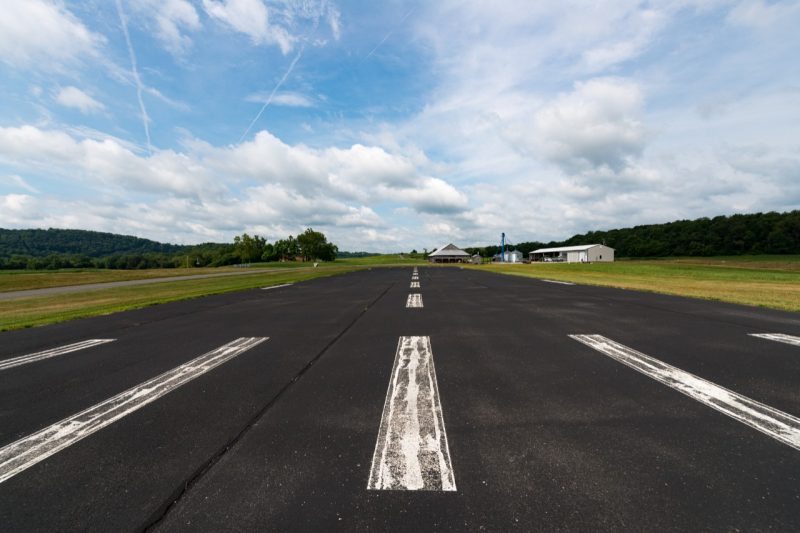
[529,244,615,263]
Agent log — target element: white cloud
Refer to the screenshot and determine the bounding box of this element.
[727,0,800,30]
[530,77,645,172]
[0,126,221,197]
[0,0,104,68]
[400,178,469,214]
[0,124,473,249]
[203,0,294,53]
[134,0,201,56]
[55,86,106,115]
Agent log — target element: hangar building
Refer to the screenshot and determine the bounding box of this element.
[529,244,614,263]
[428,243,471,263]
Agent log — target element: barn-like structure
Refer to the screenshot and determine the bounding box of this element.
[428,243,471,263]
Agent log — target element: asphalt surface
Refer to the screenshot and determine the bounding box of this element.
[1,267,799,531]
[0,267,307,301]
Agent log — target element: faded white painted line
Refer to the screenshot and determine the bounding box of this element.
[541,279,574,285]
[261,283,293,290]
[749,333,800,348]
[406,293,423,308]
[410,281,420,289]
[0,337,267,484]
[0,339,116,372]
[570,334,800,450]
[368,336,456,491]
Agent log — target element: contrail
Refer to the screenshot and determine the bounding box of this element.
[364,9,413,61]
[115,0,152,154]
[238,44,305,144]
[238,2,330,143]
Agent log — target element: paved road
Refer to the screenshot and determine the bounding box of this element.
[0,267,312,301]
[1,267,799,531]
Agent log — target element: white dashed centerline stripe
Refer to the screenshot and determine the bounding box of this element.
[0,339,116,372]
[368,336,456,491]
[749,333,800,348]
[410,281,420,289]
[541,279,574,285]
[261,283,293,290]
[0,337,268,484]
[406,294,423,308]
[570,334,800,450]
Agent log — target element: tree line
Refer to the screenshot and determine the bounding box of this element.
[463,211,800,258]
[0,227,338,270]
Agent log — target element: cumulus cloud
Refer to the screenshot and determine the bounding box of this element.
[0,124,472,248]
[55,86,106,114]
[203,0,294,53]
[0,0,104,68]
[0,126,221,197]
[527,78,646,173]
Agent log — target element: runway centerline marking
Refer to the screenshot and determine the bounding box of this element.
[749,333,800,348]
[406,293,423,308]
[570,334,800,450]
[541,279,574,285]
[0,337,268,484]
[368,336,456,491]
[410,281,420,289]
[261,283,293,290]
[0,339,116,372]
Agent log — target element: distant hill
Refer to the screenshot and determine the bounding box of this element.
[474,210,800,258]
[0,228,190,258]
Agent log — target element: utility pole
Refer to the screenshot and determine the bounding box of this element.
[501,232,505,262]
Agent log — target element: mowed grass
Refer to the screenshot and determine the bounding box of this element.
[0,267,243,292]
[0,266,359,332]
[470,256,800,311]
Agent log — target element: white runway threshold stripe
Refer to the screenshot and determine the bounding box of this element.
[368,336,456,491]
[570,334,800,450]
[749,333,800,348]
[406,293,423,308]
[0,337,268,484]
[410,281,420,289]
[0,339,116,372]
[541,279,574,285]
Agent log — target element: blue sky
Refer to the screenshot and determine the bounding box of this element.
[0,0,798,252]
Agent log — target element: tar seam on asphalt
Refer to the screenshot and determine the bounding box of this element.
[140,280,395,532]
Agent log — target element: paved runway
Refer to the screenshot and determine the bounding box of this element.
[1,267,799,531]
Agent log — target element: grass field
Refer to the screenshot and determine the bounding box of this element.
[0,267,243,292]
[472,256,800,311]
[0,266,360,332]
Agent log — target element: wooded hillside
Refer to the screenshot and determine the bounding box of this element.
[471,211,800,258]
